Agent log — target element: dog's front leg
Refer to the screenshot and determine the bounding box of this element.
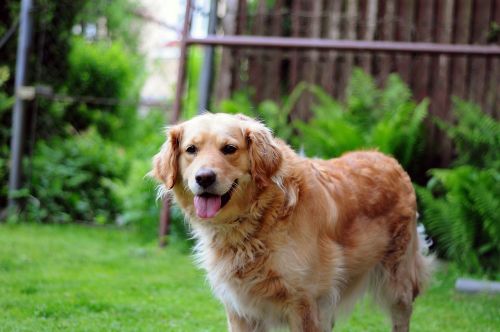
[226,308,265,332]
[287,298,322,332]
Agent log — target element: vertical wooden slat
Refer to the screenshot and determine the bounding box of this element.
[215,0,238,103]
[485,0,500,118]
[432,0,455,164]
[412,0,435,168]
[232,0,248,92]
[360,0,378,74]
[264,0,284,100]
[308,0,323,84]
[291,0,323,118]
[412,0,434,102]
[320,0,343,96]
[338,0,358,99]
[289,0,301,90]
[468,0,492,106]
[379,0,396,83]
[450,0,472,100]
[395,0,415,84]
[248,0,267,102]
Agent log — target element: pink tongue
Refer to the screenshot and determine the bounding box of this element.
[194,195,222,218]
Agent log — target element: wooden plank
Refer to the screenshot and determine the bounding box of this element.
[412,0,435,102]
[360,0,378,74]
[468,0,491,106]
[292,0,324,119]
[432,0,455,165]
[485,0,500,118]
[395,0,415,83]
[412,0,435,169]
[232,0,248,92]
[289,0,301,90]
[433,0,455,118]
[379,0,396,83]
[248,0,267,103]
[263,0,284,100]
[450,0,473,100]
[320,0,343,96]
[338,0,358,100]
[215,0,238,103]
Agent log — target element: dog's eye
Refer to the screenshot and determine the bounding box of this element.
[221,144,237,155]
[186,145,197,154]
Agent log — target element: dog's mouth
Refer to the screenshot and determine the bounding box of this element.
[193,180,238,219]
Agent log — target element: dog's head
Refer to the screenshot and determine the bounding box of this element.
[152,113,282,221]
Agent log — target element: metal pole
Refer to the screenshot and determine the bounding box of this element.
[197,0,218,113]
[187,35,500,56]
[7,0,33,213]
[159,0,192,247]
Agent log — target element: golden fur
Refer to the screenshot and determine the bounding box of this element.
[152,113,433,332]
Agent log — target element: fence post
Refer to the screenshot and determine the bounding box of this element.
[7,0,33,215]
[159,0,192,247]
[197,0,218,114]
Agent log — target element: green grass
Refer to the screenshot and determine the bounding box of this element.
[0,224,498,331]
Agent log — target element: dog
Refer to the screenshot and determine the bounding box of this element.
[152,113,433,332]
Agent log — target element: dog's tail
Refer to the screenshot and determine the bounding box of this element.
[413,221,436,296]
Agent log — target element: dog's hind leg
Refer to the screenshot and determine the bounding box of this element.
[286,297,322,332]
[226,308,267,332]
[317,294,336,332]
[371,221,433,332]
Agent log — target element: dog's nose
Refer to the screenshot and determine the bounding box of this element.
[195,168,216,188]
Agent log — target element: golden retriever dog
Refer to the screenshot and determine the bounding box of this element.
[152,113,433,332]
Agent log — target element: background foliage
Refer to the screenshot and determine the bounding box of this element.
[219,69,428,173]
[417,100,500,276]
[216,69,499,276]
[0,67,15,212]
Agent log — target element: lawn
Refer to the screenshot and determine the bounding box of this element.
[0,224,498,331]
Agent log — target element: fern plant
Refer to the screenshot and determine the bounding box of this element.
[435,98,500,169]
[294,69,429,168]
[218,69,428,170]
[417,100,500,275]
[218,84,307,142]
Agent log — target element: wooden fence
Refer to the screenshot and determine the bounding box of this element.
[209,0,499,165]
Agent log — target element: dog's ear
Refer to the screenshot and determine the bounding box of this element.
[244,121,282,189]
[152,125,182,189]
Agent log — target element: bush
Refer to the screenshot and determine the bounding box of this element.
[25,128,128,224]
[218,69,428,170]
[111,109,164,240]
[43,38,143,143]
[218,89,296,142]
[294,69,428,169]
[111,109,191,243]
[417,100,500,275]
[0,67,14,212]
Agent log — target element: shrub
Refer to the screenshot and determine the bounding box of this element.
[0,67,14,212]
[25,128,128,224]
[111,109,192,243]
[417,100,500,275]
[62,38,142,143]
[294,69,428,169]
[112,110,164,240]
[435,98,499,169]
[218,84,305,142]
[218,69,428,170]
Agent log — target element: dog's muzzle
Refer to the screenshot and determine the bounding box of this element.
[193,180,238,219]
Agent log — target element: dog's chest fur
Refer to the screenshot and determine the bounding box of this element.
[193,224,293,322]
